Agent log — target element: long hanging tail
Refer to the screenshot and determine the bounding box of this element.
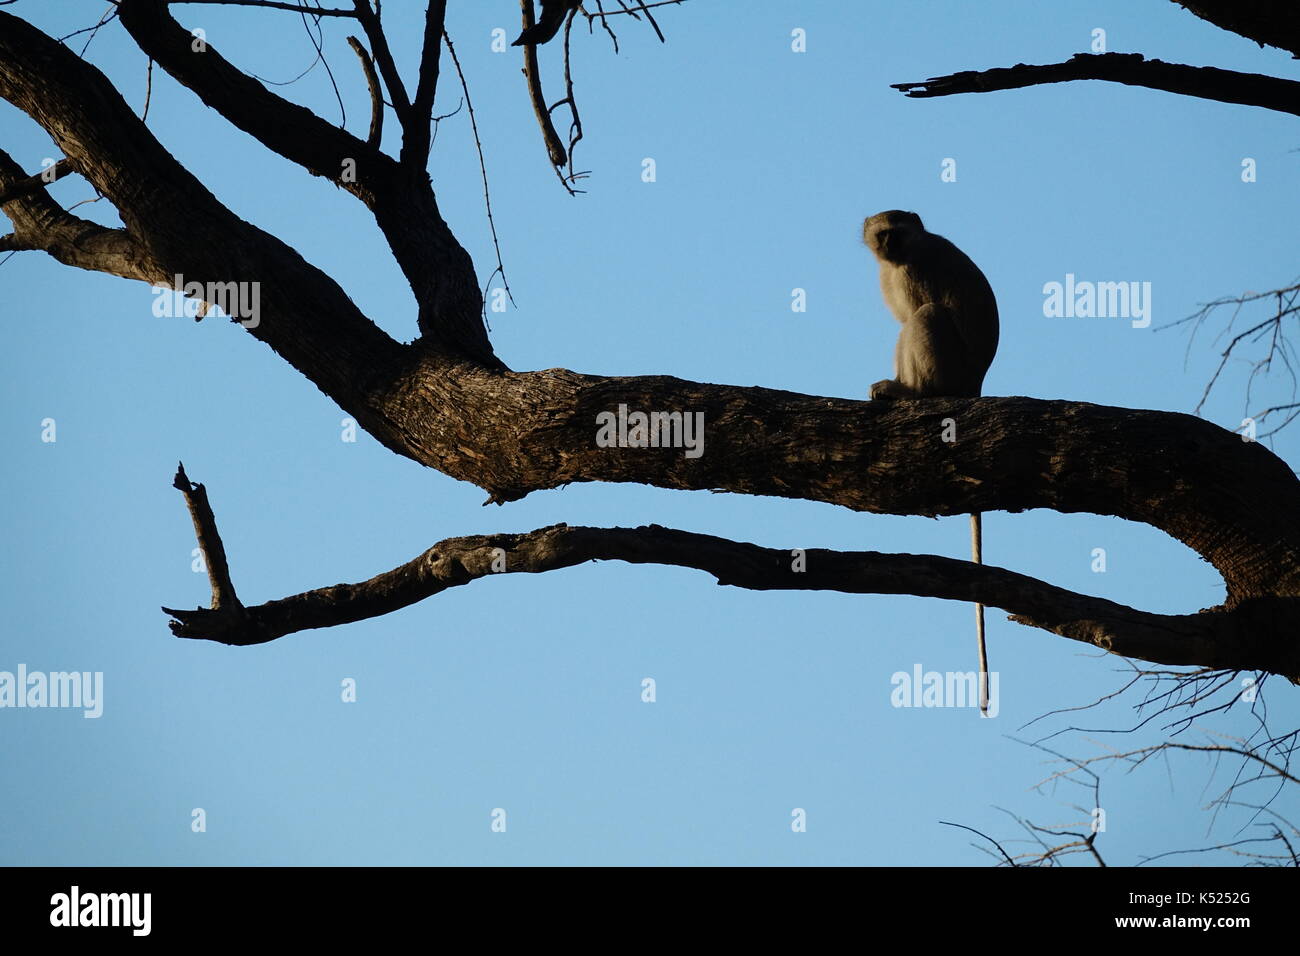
[972,512,989,716]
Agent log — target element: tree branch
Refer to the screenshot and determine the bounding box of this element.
[1,9,408,429]
[0,148,159,281]
[171,0,357,16]
[0,157,75,205]
[512,0,579,47]
[346,35,383,148]
[351,0,410,117]
[171,462,243,609]
[118,0,384,198]
[162,515,1300,681]
[1172,0,1300,60]
[520,0,567,166]
[893,53,1300,118]
[402,0,446,167]
[113,1,492,358]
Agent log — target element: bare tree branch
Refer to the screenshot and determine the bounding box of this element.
[350,0,410,116]
[581,0,685,23]
[346,35,383,148]
[1172,0,1300,59]
[0,157,75,205]
[893,53,1300,117]
[939,821,1019,866]
[114,0,494,358]
[170,463,243,610]
[118,0,382,194]
[402,0,446,167]
[512,0,579,47]
[1158,280,1300,436]
[161,505,1300,683]
[0,148,158,281]
[520,0,568,167]
[171,0,356,16]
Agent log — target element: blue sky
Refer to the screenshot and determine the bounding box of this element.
[2,0,1298,865]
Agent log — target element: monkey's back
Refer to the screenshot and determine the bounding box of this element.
[892,231,999,367]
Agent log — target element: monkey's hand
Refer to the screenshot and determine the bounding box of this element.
[869,379,908,400]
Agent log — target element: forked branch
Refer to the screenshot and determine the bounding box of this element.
[161,478,1300,682]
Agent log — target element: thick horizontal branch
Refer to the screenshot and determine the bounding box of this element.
[380,363,1300,605]
[162,521,1300,680]
[893,53,1300,117]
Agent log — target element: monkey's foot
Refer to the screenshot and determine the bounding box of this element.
[869,379,904,400]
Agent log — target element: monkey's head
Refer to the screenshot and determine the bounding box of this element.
[863,210,925,263]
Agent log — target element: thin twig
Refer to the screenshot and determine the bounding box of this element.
[586,0,684,19]
[168,0,356,16]
[441,30,514,320]
[939,821,1018,866]
[142,57,154,122]
[55,4,119,49]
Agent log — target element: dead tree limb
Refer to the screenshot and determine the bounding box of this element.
[893,53,1300,117]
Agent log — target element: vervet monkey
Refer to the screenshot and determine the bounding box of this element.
[863,210,999,714]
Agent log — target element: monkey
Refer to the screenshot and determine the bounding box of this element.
[863,210,999,399]
[862,210,999,715]
[512,0,581,47]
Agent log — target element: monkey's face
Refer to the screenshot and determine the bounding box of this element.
[863,210,924,263]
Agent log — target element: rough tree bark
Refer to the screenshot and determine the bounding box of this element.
[2,2,1298,682]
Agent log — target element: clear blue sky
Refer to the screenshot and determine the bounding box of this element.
[2,0,1297,866]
